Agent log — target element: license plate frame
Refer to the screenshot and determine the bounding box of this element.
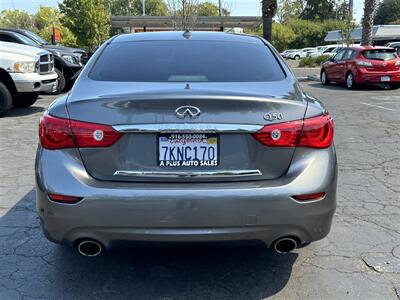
[381,76,391,82]
[158,133,219,167]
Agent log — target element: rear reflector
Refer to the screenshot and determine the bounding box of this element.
[292,192,326,201]
[48,193,83,204]
[252,114,333,148]
[39,114,122,150]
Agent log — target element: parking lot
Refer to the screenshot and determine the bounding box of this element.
[0,74,400,299]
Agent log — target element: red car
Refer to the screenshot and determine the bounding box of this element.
[321,46,400,89]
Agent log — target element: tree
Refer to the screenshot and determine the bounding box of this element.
[34,6,77,46]
[271,22,296,51]
[301,0,336,21]
[374,0,400,25]
[339,16,356,46]
[262,0,278,42]
[166,0,200,30]
[106,0,168,16]
[196,2,230,16]
[276,0,304,24]
[59,0,110,50]
[0,9,35,30]
[361,0,377,46]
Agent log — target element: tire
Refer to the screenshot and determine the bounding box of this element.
[12,92,39,108]
[390,83,400,89]
[52,68,66,94]
[294,55,300,60]
[321,70,330,85]
[346,72,356,90]
[0,82,13,117]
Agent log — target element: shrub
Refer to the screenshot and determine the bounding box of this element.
[299,55,331,67]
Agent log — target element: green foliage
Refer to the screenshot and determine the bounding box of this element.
[276,0,303,24]
[374,0,400,25]
[287,18,342,48]
[301,0,336,21]
[299,55,330,67]
[106,0,167,16]
[33,6,77,47]
[197,2,230,16]
[0,9,35,30]
[271,23,296,52]
[59,0,110,50]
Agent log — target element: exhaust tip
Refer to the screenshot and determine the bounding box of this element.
[77,240,103,257]
[273,237,298,254]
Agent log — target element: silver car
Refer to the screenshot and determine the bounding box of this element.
[36,32,337,256]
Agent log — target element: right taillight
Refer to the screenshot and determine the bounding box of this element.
[39,114,122,150]
[252,114,333,149]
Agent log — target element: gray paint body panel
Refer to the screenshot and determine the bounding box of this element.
[39,32,337,248]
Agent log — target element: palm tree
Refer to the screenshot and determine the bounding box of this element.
[262,0,277,42]
[361,0,376,46]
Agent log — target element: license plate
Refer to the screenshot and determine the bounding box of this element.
[381,76,391,82]
[158,133,218,167]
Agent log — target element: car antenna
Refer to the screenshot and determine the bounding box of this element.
[183,30,192,39]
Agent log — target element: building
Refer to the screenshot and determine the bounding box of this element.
[325,25,400,45]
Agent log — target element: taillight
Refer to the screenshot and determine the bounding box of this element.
[292,192,326,201]
[39,114,122,150]
[252,114,333,149]
[48,193,83,204]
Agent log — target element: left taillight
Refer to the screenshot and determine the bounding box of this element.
[252,114,334,149]
[39,114,122,150]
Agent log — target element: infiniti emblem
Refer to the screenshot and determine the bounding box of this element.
[175,106,201,119]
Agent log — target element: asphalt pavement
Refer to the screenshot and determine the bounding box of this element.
[0,72,400,299]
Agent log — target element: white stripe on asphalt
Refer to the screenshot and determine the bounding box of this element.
[361,102,397,112]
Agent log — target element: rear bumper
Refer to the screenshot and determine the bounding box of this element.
[35,147,337,249]
[355,69,400,84]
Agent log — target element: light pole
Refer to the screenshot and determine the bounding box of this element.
[143,0,146,16]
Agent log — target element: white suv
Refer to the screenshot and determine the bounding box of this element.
[0,41,58,116]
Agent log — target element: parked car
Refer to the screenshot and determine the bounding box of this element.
[0,28,87,94]
[36,31,337,256]
[0,41,58,116]
[320,46,400,89]
[288,47,316,60]
[387,42,400,56]
[309,45,341,57]
[280,49,298,58]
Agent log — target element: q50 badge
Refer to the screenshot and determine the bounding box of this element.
[264,112,284,122]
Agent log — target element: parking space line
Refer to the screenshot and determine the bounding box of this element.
[360,102,398,112]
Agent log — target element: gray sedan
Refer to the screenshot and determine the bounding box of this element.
[36,31,337,257]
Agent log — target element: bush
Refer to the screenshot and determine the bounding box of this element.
[299,55,331,67]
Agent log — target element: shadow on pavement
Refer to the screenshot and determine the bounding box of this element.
[307,82,392,91]
[0,190,298,299]
[4,106,45,118]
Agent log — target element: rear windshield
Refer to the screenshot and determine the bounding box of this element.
[89,41,286,82]
[362,49,397,61]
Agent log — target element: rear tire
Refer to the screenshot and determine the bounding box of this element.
[12,93,39,108]
[52,68,66,94]
[321,70,330,85]
[0,82,13,117]
[346,72,356,90]
[294,55,300,60]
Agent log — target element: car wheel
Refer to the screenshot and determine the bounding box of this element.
[390,83,400,89]
[294,55,300,60]
[0,82,13,117]
[51,68,66,95]
[346,72,356,89]
[321,70,330,85]
[12,93,39,108]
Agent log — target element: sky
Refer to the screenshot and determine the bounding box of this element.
[0,0,365,22]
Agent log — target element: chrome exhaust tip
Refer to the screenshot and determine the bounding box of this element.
[273,237,298,254]
[77,240,103,257]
